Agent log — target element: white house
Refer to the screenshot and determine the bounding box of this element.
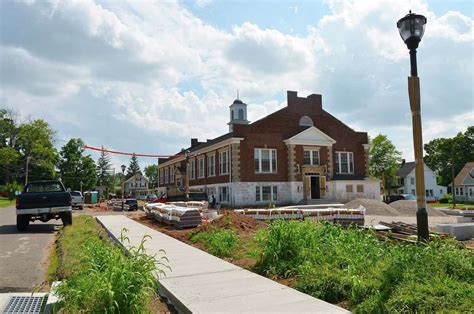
[123,174,151,199]
[396,161,447,201]
[452,162,474,203]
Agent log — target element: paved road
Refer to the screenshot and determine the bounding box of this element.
[0,206,61,292]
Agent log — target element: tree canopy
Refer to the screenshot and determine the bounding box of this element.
[58,138,96,191]
[96,147,112,189]
[369,134,402,194]
[424,126,474,187]
[144,164,158,189]
[126,154,141,179]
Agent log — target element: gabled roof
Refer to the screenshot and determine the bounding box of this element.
[124,173,148,184]
[396,162,415,177]
[283,126,337,146]
[453,162,474,186]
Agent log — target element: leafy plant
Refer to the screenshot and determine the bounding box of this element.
[55,228,168,313]
[190,229,239,257]
[2,181,23,200]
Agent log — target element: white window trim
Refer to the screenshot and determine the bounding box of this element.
[189,159,196,180]
[254,148,277,174]
[219,186,229,203]
[198,157,205,178]
[304,149,320,165]
[335,151,354,174]
[207,155,216,177]
[256,185,278,202]
[219,150,229,175]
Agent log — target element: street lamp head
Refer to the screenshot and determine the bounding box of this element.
[397,11,427,50]
[121,164,126,174]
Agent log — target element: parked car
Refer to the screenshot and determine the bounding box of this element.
[124,198,138,211]
[146,194,157,202]
[386,194,417,203]
[16,180,72,231]
[70,191,83,209]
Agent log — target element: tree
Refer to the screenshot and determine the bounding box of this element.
[424,126,474,187]
[369,134,402,194]
[58,139,96,191]
[144,164,158,189]
[126,154,141,179]
[96,147,112,189]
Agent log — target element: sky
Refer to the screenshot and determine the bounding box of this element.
[1,0,473,172]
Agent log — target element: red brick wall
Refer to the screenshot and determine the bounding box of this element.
[233,91,368,181]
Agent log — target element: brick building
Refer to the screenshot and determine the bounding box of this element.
[157,91,380,206]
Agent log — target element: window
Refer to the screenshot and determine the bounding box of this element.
[256,186,277,202]
[304,149,320,165]
[207,155,215,177]
[335,152,354,174]
[346,184,353,193]
[411,189,415,195]
[425,189,429,197]
[255,149,277,173]
[410,177,415,185]
[198,158,205,178]
[219,150,229,175]
[219,186,229,203]
[430,190,433,197]
[165,168,169,184]
[469,188,473,196]
[357,185,364,193]
[159,169,164,184]
[170,166,175,183]
[238,109,244,120]
[440,189,443,195]
[189,159,196,180]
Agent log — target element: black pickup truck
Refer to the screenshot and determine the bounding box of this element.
[16,180,73,231]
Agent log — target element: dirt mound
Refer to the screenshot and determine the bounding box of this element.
[344,198,402,216]
[199,211,266,235]
[389,200,447,217]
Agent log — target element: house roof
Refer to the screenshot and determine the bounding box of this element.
[453,162,474,186]
[124,173,148,184]
[396,162,415,177]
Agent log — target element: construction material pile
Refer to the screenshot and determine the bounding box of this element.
[390,200,447,217]
[144,202,202,228]
[376,221,448,242]
[235,206,366,226]
[344,198,402,216]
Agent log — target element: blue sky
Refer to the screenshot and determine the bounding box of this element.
[1,0,472,171]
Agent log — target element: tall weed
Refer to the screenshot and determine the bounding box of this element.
[55,229,168,313]
[190,229,239,257]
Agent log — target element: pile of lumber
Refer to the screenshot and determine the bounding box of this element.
[144,202,202,228]
[235,206,366,226]
[376,221,447,242]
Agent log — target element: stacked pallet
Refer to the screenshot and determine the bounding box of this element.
[376,221,448,242]
[235,206,366,226]
[144,203,202,228]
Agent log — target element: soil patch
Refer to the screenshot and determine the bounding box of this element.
[198,211,267,236]
[344,198,402,216]
[389,200,447,217]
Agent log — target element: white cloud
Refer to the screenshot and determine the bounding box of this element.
[0,0,472,170]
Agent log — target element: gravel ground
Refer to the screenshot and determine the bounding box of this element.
[344,198,402,216]
[365,215,464,229]
[390,200,447,217]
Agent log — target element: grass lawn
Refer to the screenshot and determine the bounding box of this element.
[0,197,14,208]
[431,202,473,209]
[48,215,170,313]
[186,216,474,312]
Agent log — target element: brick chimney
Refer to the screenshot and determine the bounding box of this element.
[287,91,322,110]
[191,138,199,147]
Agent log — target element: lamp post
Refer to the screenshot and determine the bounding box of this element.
[397,11,429,241]
[184,150,190,202]
[121,164,126,210]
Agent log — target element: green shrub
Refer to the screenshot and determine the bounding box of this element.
[3,181,23,200]
[439,193,452,204]
[254,220,474,312]
[190,229,239,257]
[55,230,168,313]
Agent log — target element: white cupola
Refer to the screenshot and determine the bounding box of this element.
[228,98,249,132]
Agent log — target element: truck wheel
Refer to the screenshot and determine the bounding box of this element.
[17,215,29,231]
[61,212,73,226]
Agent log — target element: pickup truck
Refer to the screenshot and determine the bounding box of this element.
[16,180,73,231]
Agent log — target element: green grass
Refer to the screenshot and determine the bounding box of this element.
[431,202,472,209]
[0,197,14,208]
[254,220,474,312]
[48,215,168,313]
[190,228,239,257]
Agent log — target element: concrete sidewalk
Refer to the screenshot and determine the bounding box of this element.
[96,215,348,313]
